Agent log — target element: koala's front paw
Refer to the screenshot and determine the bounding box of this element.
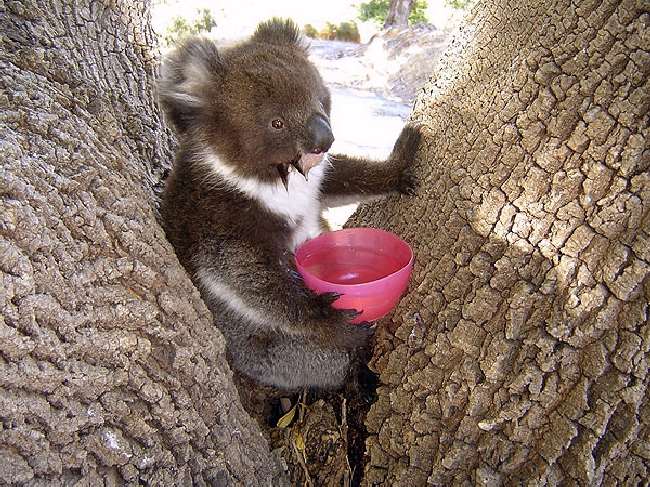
[391,122,423,195]
[313,292,342,317]
[311,293,373,349]
[316,291,342,308]
[391,122,423,167]
[311,292,360,321]
[398,166,419,195]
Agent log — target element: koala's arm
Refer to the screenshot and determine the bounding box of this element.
[321,123,421,204]
[195,241,372,351]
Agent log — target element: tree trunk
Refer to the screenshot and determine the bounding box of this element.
[1,1,285,485]
[354,0,649,484]
[384,0,415,29]
[2,0,648,485]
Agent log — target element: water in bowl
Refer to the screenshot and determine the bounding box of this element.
[299,246,404,285]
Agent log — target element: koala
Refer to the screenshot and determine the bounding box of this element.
[159,18,420,390]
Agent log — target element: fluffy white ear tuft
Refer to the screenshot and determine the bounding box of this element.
[158,37,224,133]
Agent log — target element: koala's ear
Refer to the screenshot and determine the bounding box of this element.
[252,18,308,52]
[158,37,224,134]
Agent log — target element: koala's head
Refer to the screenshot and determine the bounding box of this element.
[159,18,333,187]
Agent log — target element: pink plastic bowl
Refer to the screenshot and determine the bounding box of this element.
[295,228,414,324]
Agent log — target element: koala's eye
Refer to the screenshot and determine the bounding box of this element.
[271,119,284,130]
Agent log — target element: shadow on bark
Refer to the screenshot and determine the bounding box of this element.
[1,1,285,484]
[350,0,649,484]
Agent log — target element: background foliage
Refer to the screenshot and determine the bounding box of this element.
[444,0,476,9]
[357,0,428,26]
[163,8,216,46]
[303,21,361,42]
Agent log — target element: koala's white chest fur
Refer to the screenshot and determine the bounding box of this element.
[206,150,326,249]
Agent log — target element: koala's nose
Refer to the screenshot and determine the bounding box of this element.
[306,114,334,154]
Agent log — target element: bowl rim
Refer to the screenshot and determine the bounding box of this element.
[294,227,414,289]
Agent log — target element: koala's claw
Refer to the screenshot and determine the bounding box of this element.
[313,292,342,318]
[319,292,342,305]
[341,308,363,321]
[391,122,423,195]
[398,169,419,195]
[313,293,363,329]
[356,322,375,334]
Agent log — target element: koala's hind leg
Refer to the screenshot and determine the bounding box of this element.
[228,333,353,390]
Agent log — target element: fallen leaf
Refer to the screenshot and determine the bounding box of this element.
[294,430,305,453]
[277,403,297,428]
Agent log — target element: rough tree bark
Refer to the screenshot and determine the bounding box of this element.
[1,1,285,485]
[2,0,648,485]
[353,0,649,484]
[384,0,415,29]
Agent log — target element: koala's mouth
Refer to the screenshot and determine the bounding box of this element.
[275,152,325,191]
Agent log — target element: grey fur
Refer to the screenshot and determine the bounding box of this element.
[159,19,420,389]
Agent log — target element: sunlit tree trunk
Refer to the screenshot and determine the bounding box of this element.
[0,1,285,484]
[354,0,650,484]
[384,0,415,29]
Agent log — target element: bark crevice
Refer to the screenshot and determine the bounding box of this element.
[352,0,649,484]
